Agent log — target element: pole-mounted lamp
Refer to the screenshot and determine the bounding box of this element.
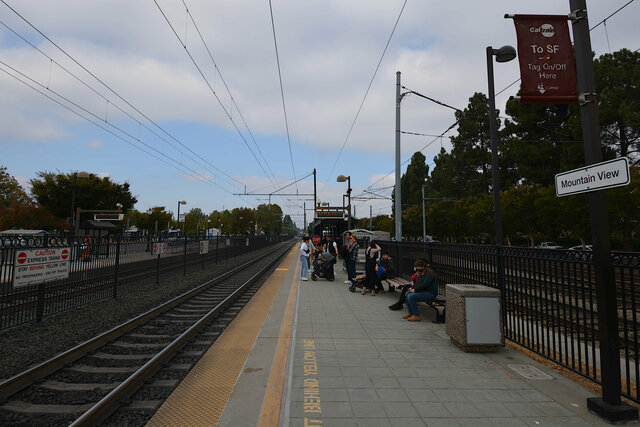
[69,171,90,236]
[177,200,187,235]
[486,45,516,246]
[337,175,352,230]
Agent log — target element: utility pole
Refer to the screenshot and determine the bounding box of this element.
[422,185,426,242]
[395,71,402,241]
[369,205,372,230]
[303,201,307,232]
[570,0,637,422]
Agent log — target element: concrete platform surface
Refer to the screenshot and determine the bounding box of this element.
[203,252,615,426]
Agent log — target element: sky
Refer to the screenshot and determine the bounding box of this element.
[1,0,638,227]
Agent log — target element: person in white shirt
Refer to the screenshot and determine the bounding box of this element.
[299,236,311,281]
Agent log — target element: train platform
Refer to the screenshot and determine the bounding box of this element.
[147,245,609,426]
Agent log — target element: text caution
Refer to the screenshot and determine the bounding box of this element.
[555,157,630,197]
[13,247,71,288]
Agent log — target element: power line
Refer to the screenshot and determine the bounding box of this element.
[590,0,635,31]
[152,0,276,188]
[0,17,246,193]
[400,86,461,112]
[0,61,230,192]
[324,0,409,189]
[181,0,280,190]
[267,0,297,192]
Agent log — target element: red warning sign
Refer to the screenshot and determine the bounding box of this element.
[17,252,27,264]
[13,247,71,288]
[312,235,321,245]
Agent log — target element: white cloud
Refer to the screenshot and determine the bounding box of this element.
[85,139,103,149]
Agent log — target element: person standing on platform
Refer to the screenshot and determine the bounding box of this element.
[300,236,311,281]
[324,234,338,277]
[362,241,381,295]
[346,234,359,284]
[305,233,315,270]
[342,232,352,283]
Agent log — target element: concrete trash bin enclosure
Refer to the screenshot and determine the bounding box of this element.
[445,284,503,352]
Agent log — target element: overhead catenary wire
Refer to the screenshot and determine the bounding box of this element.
[267,0,298,193]
[180,0,280,190]
[0,20,245,193]
[0,0,248,192]
[0,62,236,196]
[152,0,276,189]
[323,0,409,190]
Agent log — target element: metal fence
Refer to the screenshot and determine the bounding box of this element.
[0,234,281,330]
[379,241,640,404]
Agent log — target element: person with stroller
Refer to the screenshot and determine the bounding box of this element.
[402,259,437,322]
[323,234,338,275]
[361,241,381,295]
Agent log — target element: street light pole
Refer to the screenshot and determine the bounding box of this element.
[69,171,89,236]
[177,200,186,235]
[337,175,352,230]
[486,45,515,246]
[422,185,426,242]
[145,208,152,252]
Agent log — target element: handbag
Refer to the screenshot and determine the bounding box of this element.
[376,261,386,278]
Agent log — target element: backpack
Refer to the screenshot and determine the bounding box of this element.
[376,261,386,278]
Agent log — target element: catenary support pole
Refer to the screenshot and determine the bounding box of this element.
[395,71,402,241]
[569,0,638,422]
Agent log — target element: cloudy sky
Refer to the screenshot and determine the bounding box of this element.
[1,0,638,225]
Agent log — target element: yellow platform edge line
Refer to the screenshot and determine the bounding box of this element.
[259,251,300,426]
[146,246,298,427]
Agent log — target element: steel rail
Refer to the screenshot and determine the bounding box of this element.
[0,242,291,400]
[70,243,292,426]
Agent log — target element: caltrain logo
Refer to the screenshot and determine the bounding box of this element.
[530,24,555,38]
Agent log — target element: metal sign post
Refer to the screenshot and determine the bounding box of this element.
[569,0,637,422]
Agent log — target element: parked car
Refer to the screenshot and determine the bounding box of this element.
[535,242,564,249]
[568,245,593,260]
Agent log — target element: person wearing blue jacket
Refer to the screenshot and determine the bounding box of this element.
[402,259,437,322]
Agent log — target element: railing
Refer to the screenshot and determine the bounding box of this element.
[379,241,640,404]
[0,234,282,330]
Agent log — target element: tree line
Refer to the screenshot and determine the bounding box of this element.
[395,48,639,250]
[0,168,296,237]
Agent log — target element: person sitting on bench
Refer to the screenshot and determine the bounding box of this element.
[388,257,426,310]
[402,260,437,322]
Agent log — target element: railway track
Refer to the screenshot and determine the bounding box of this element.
[0,242,292,426]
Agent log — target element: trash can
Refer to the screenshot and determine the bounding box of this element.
[445,284,502,352]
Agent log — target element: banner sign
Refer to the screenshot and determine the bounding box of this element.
[13,248,70,288]
[555,157,630,197]
[513,15,577,104]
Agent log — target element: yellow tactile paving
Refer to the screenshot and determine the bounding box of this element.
[147,247,298,427]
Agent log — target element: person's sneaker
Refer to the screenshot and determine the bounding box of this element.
[370,290,376,296]
[388,303,402,311]
[344,280,351,284]
[301,277,308,281]
[402,313,412,319]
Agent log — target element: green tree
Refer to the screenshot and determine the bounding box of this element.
[184,208,207,235]
[502,100,583,186]
[0,203,65,231]
[254,204,283,236]
[502,184,543,246]
[594,48,640,164]
[608,166,640,250]
[31,171,137,223]
[0,166,31,208]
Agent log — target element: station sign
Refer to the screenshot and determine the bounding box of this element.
[199,241,209,255]
[152,242,168,255]
[512,14,577,104]
[555,157,630,197]
[13,247,70,288]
